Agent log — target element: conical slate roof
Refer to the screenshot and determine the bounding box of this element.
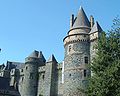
[72,6,90,28]
[28,50,39,58]
[47,54,57,63]
[90,21,102,33]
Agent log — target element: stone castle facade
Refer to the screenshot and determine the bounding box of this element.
[0,7,102,96]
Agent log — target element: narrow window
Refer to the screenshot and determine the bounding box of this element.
[42,75,44,80]
[22,77,24,82]
[84,57,88,64]
[26,66,28,70]
[84,70,87,77]
[69,45,71,52]
[30,73,34,79]
[21,69,23,72]
[12,70,14,73]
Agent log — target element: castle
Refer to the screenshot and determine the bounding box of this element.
[0,7,102,96]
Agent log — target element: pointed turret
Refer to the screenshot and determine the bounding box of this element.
[45,54,58,96]
[47,54,57,63]
[25,50,46,66]
[28,51,46,62]
[72,6,90,28]
[28,50,39,58]
[90,21,102,33]
[38,51,46,63]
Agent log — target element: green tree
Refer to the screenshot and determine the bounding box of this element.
[87,18,120,96]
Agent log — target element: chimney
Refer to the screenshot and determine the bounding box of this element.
[90,15,94,28]
[70,14,74,29]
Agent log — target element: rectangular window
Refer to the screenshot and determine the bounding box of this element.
[84,70,87,77]
[30,73,34,79]
[22,77,24,82]
[26,66,28,70]
[69,45,71,52]
[42,75,44,80]
[85,57,88,64]
[21,69,23,72]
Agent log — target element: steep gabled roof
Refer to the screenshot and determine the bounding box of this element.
[72,6,90,28]
[4,61,24,70]
[47,54,57,63]
[38,51,46,63]
[90,21,103,33]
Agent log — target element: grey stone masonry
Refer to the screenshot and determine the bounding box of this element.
[44,55,58,96]
[0,6,103,96]
[63,7,102,96]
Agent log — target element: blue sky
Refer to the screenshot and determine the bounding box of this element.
[0,0,120,64]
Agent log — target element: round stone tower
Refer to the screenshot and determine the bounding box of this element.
[63,7,90,96]
[22,50,45,96]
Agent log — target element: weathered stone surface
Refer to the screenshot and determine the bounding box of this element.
[0,6,102,96]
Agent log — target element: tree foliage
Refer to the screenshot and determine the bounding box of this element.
[87,18,120,96]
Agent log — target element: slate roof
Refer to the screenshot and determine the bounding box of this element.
[28,50,39,58]
[4,61,24,70]
[28,50,46,62]
[0,77,10,89]
[47,54,57,63]
[38,51,46,63]
[90,21,103,33]
[72,6,90,28]
[0,77,20,96]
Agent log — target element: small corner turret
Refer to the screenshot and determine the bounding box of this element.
[47,54,57,63]
[44,54,58,96]
[90,21,103,41]
[25,50,46,66]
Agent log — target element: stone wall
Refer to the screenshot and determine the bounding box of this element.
[63,41,90,96]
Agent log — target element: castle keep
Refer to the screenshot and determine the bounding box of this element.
[0,7,102,96]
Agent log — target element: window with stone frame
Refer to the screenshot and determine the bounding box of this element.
[84,56,88,64]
